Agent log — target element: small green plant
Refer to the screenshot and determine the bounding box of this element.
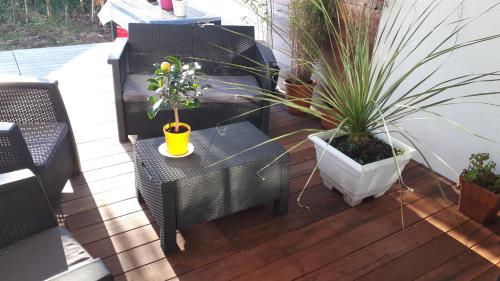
[462,153,500,193]
[146,56,208,132]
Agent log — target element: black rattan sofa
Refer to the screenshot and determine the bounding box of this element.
[0,169,112,281]
[0,80,81,206]
[108,23,279,142]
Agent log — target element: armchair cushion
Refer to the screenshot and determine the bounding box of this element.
[18,123,69,169]
[122,74,262,104]
[47,259,113,281]
[0,226,92,281]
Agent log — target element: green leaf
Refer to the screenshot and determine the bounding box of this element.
[146,107,157,119]
[148,95,159,104]
[166,56,182,70]
[147,84,159,91]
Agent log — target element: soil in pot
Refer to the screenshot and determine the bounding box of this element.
[165,125,189,134]
[329,135,402,165]
[284,79,316,115]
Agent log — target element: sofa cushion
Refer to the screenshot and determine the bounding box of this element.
[123,74,262,103]
[0,226,93,281]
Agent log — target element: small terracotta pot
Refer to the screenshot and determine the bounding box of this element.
[284,80,317,115]
[458,177,500,224]
[318,106,341,130]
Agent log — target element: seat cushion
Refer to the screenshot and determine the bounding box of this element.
[123,74,262,103]
[0,226,93,281]
[17,123,68,169]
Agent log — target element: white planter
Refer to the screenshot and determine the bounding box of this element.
[308,130,416,206]
[173,0,187,17]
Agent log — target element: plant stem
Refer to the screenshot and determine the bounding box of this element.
[174,107,180,132]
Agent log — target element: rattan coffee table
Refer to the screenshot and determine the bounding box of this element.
[133,122,290,254]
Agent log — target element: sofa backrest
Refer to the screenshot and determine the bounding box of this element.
[193,25,256,75]
[128,24,256,75]
[128,24,194,74]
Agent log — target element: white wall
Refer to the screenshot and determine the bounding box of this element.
[194,0,271,40]
[375,0,500,181]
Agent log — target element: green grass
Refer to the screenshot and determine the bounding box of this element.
[0,13,110,51]
[1,32,22,41]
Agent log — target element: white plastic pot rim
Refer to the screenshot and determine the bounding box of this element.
[308,129,416,173]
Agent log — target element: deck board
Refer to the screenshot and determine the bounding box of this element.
[0,42,498,281]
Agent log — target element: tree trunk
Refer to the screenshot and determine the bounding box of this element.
[45,0,51,16]
[91,0,95,21]
[65,5,68,26]
[10,0,16,23]
[173,107,180,132]
[24,0,28,23]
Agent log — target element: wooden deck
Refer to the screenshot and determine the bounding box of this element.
[1,43,499,281]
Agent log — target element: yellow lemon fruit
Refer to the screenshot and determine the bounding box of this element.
[160,62,171,71]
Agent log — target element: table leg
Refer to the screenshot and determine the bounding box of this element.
[274,163,290,216]
[161,187,178,254]
[136,187,144,203]
[111,21,117,41]
[273,198,288,216]
[273,183,289,216]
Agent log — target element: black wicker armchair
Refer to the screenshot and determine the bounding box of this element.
[108,23,279,142]
[0,169,112,281]
[0,80,81,205]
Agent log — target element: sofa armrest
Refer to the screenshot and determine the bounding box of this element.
[254,41,280,134]
[107,38,130,142]
[255,40,277,65]
[254,40,280,93]
[0,169,57,248]
[47,259,113,281]
[0,122,35,173]
[108,37,129,90]
[107,37,129,64]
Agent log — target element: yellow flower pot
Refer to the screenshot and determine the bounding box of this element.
[163,122,191,156]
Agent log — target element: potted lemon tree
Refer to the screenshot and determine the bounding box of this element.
[459,153,500,223]
[147,56,204,156]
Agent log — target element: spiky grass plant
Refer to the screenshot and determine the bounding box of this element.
[277,2,499,148]
[219,0,500,208]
